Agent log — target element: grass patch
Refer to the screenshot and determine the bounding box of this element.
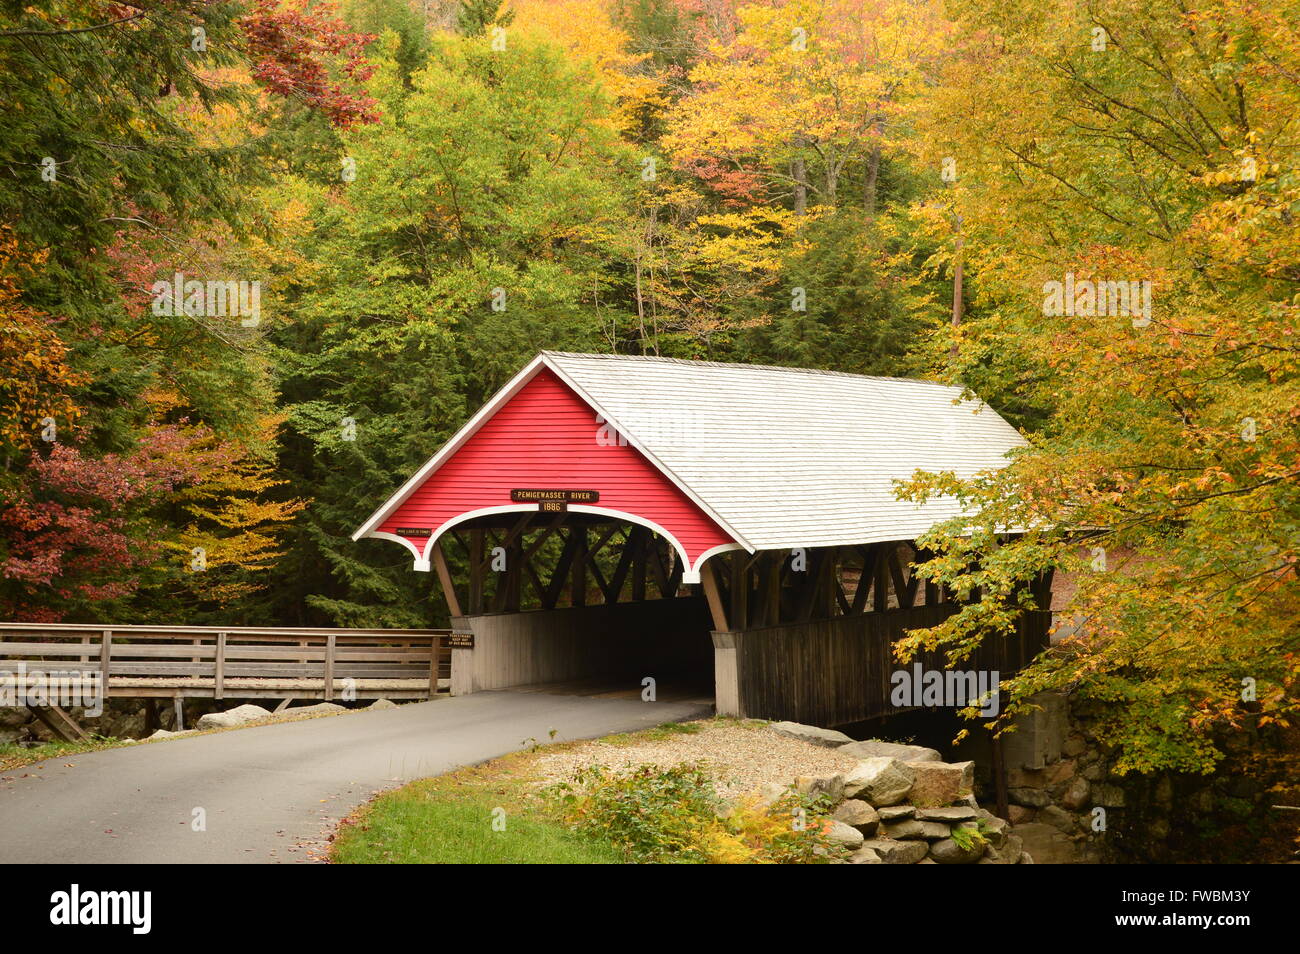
[333,783,624,864]
[0,736,126,772]
[331,718,837,865]
[331,747,624,864]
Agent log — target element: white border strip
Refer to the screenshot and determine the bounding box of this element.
[409,504,704,583]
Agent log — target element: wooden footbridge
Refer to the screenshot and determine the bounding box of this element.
[0,622,451,739]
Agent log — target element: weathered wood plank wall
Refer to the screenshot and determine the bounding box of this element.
[722,605,1052,726]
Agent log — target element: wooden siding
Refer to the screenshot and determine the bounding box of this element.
[379,368,735,565]
[726,605,1052,727]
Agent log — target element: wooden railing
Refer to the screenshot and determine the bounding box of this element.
[0,623,451,701]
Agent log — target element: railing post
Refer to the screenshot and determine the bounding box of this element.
[214,632,226,700]
[323,632,336,702]
[99,630,111,696]
[428,635,439,697]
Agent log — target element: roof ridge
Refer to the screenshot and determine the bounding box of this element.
[541,351,961,389]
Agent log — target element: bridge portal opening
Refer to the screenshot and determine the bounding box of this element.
[435,514,717,704]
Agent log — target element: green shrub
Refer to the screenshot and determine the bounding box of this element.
[551,763,841,864]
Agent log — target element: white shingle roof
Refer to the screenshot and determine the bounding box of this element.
[544,351,1026,551]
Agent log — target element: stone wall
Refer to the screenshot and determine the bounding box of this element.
[972,692,1297,864]
[762,722,1033,864]
[760,699,1297,865]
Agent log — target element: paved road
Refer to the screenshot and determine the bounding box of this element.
[0,690,712,864]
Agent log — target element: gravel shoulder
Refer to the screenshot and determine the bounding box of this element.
[532,718,859,796]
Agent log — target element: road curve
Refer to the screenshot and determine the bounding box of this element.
[0,690,712,864]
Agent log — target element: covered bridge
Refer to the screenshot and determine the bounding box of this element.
[353,352,1052,727]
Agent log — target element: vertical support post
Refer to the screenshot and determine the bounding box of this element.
[729,552,748,630]
[819,546,837,618]
[173,693,184,731]
[631,527,646,601]
[323,631,336,702]
[99,630,111,698]
[766,553,781,626]
[428,635,441,697]
[505,534,523,612]
[700,560,729,633]
[144,699,160,735]
[214,631,226,701]
[571,526,587,607]
[712,632,741,717]
[431,540,463,617]
[921,546,939,607]
[469,529,484,614]
[874,544,889,612]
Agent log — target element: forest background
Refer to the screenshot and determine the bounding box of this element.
[2,0,1297,773]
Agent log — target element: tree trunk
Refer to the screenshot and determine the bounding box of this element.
[792,157,808,215]
[951,229,964,358]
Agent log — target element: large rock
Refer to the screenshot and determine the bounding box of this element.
[1013,822,1078,864]
[917,821,954,840]
[928,837,985,864]
[974,811,1009,848]
[859,838,929,864]
[754,782,790,813]
[843,758,915,806]
[196,704,271,730]
[917,805,978,823]
[1040,805,1077,833]
[904,760,974,807]
[276,702,345,718]
[1061,776,1091,811]
[832,799,880,836]
[368,698,398,710]
[882,819,926,840]
[848,846,883,864]
[1007,805,1036,825]
[838,739,942,762]
[1008,786,1053,808]
[769,721,854,748]
[823,819,865,850]
[794,774,845,802]
[877,805,917,822]
[999,833,1024,864]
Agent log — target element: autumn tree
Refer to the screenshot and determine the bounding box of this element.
[899,0,1300,773]
[0,0,378,620]
[665,0,948,212]
[263,30,637,625]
